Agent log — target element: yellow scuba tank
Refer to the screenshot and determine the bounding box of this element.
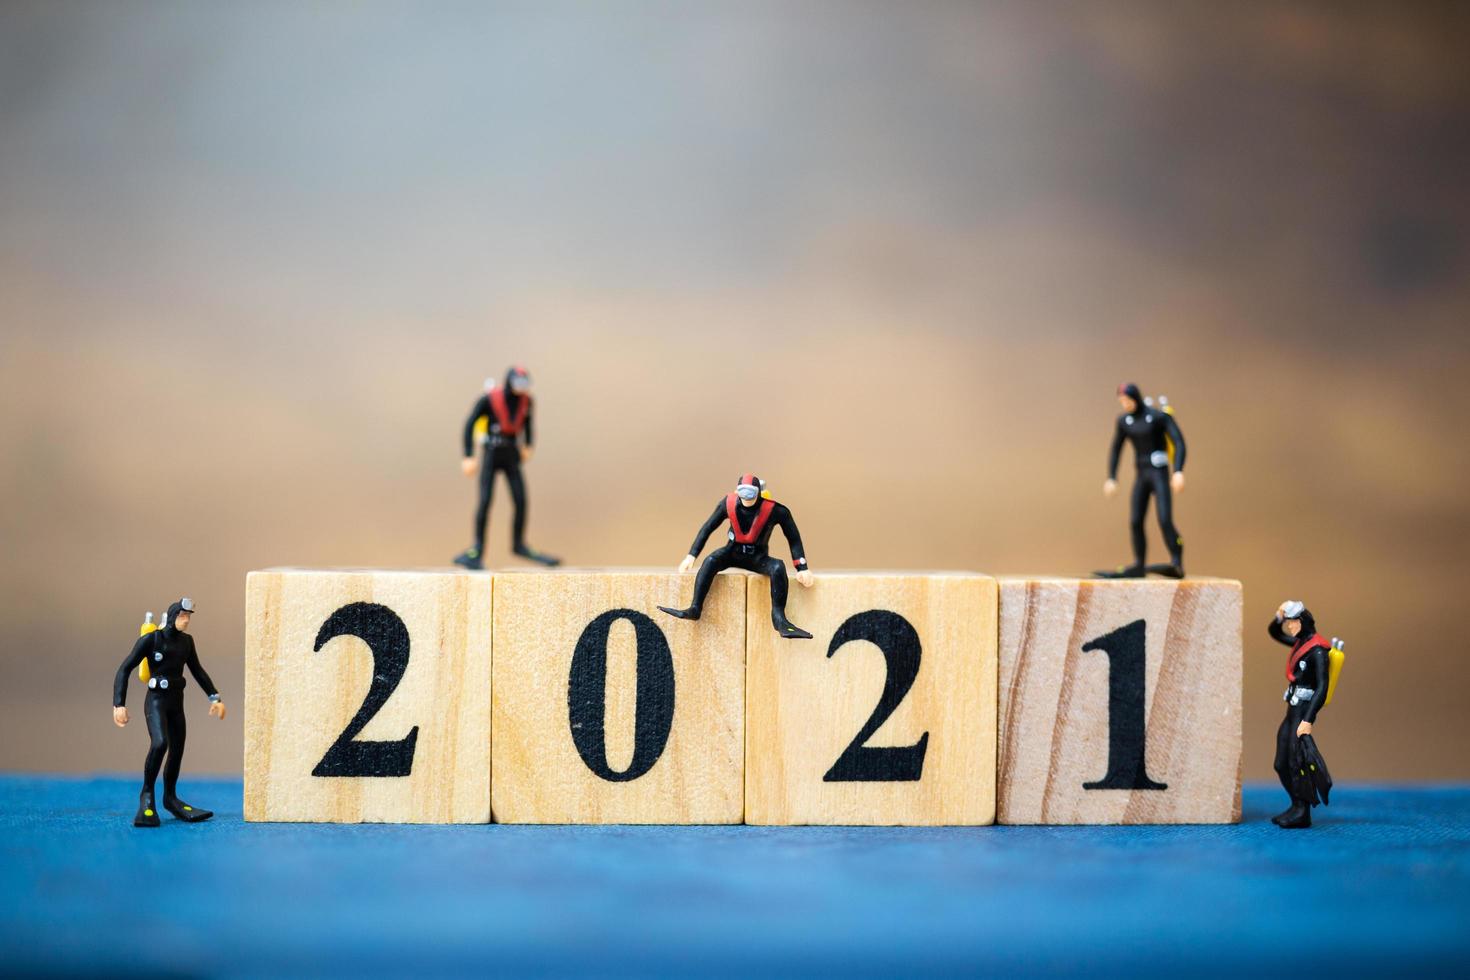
[1324,637,1346,706]
[138,612,157,682]
[472,378,495,442]
[1157,395,1177,468]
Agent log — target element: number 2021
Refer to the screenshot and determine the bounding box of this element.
[307,604,1164,792]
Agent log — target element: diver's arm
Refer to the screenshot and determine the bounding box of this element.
[1163,412,1186,471]
[687,501,728,558]
[113,634,150,708]
[1302,648,1329,723]
[462,394,490,458]
[184,638,219,700]
[1268,618,1294,646]
[522,399,534,448]
[775,505,808,570]
[1107,419,1125,480]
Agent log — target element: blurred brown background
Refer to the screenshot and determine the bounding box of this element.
[2,1,1468,780]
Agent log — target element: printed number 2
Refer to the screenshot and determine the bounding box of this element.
[311,602,420,778]
[1082,619,1166,791]
[823,610,929,782]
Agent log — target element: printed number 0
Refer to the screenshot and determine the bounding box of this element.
[1082,619,1167,791]
[823,610,929,782]
[567,609,676,782]
[311,602,420,777]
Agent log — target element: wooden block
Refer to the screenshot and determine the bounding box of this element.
[996,576,1242,824]
[244,569,493,823]
[490,569,745,823]
[745,572,997,826]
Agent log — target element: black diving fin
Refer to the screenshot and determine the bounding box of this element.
[1287,737,1318,807]
[1094,564,1146,579]
[1299,734,1332,807]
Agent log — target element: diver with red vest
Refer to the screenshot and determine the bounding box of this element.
[453,366,560,569]
[1268,600,1334,829]
[658,474,815,639]
[1097,382,1188,579]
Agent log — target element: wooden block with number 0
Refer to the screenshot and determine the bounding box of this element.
[996,576,1242,824]
[244,569,493,823]
[490,569,746,823]
[745,572,997,825]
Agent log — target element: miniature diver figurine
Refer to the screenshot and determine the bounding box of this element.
[1268,600,1339,829]
[453,365,560,569]
[112,598,226,827]
[1097,382,1188,578]
[658,474,815,638]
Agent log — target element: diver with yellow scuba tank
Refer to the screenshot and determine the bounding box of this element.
[452,366,561,570]
[112,598,227,827]
[1098,383,1188,579]
[658,473,815,639]
[1268,600,1345,829]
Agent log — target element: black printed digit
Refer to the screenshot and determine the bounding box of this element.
[823,609,929,782]
[1082,619,1167,791]
[311,602,420,778]
[567,609,676,782]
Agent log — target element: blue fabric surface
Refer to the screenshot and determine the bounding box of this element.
[3,776,1467,978]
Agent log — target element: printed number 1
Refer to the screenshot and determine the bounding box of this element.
[1082,619,1167,791]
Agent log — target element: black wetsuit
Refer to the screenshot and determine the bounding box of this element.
[1107,404,1186,569]
[681,498,808,626]
[462,383,533,555]
[113,627,218,801]
[1269,618,1329,806]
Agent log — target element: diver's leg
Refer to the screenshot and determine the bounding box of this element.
[160,701,212,822]
[1274,706,1312,828]
[659,547,733,621]
[454,450,496,569]
[1129,473,1151,570]
[161,700,185,800]
[763,557,811,639]
[1153,469,1184,576]
[135,693,166,827]
[1272,711,1295,822]
[507,463,559,565]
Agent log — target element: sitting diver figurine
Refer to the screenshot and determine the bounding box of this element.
[1097,382,1188,578]
[658,473,815,639]
[1268,600,1337,829]
[112,598,226,827]
[453,365,560,569]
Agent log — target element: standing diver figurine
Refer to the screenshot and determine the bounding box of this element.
[658,473,815,639]
[1268,600,1339,829]
[1097,382,1188,578]
[112,598,226,827]
[453,365,560,569]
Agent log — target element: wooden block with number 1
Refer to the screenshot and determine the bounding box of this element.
[745,571,997,825]
[244,569,493,823]
[996,576,1242,824]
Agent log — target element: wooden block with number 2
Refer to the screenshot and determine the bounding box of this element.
[745,572,998,825]
[244,569,493,823]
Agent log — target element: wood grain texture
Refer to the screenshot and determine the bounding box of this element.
[490,569,745,824]
[745,572,997,826]
[997,576,1242,824]
[243,569,492,823]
